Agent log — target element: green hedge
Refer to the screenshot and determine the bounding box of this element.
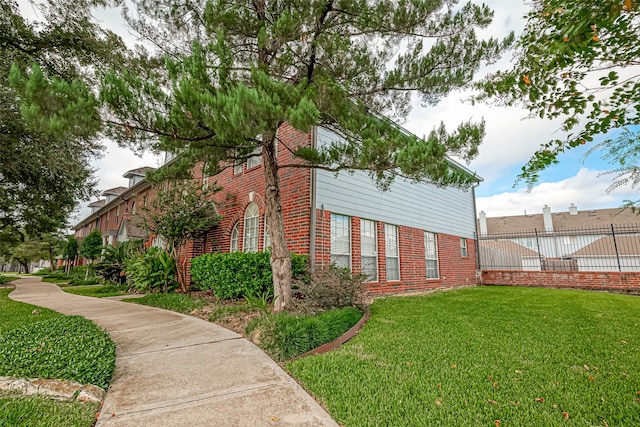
[247,307,363,361]
[190,251,309,299]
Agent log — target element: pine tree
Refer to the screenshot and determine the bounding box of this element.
[97,0,512,311]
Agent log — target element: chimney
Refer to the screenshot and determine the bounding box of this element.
[569,203,578,215]
[543,205,553,232]
[479,211,488,236]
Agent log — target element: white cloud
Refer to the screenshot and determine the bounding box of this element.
[476,168,638,217]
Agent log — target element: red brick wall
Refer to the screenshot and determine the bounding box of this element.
[314,209,478,295]
[482,270,640,294]
[195,123,313,258]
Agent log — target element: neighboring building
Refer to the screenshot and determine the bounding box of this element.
[478,205,640,272]
[74,124,481,294]
[74,168,155,250]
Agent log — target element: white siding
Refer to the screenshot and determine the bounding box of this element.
[314,127,477,238]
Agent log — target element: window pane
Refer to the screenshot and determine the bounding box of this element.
[244,203,259,253]
[385,224,398,257]
[331,214,351,268]
[360,219,377,281]
[425,231,438,279]
[361,256,378,281]
[230,223,239,252]
[386,257,399,281]
[331,254,350,269]
[460,237,467,257]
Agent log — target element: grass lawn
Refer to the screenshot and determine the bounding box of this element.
[123,292,209,313]
[0,287,115,426]
[286,286,640,426]
[62,284,129,298]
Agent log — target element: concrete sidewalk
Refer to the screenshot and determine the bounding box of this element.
[9,277,338,427]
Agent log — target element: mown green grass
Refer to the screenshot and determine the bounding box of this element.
[124,292,208,313]
[286,286,640,427]
[0,392,99,427]
[62,284,128,298]
[0,287,115,426]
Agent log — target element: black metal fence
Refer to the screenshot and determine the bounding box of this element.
[477,224,640,272]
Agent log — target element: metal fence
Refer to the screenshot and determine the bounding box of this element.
[477,224,640,272]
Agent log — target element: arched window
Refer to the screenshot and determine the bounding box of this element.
[243,203,259,252]
[230,222,239,252]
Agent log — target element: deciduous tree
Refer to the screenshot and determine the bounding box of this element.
[475,0,639,187]
[140,179,220,291]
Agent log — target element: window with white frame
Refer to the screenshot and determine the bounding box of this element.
[424,231,439,279]
[460,237,467,257]
[360,219,377,281]
[263,217,271,250]
[385,224,400,281]
[246,145,262,169]
[233,160,243,175]
[230,222,239,252]
[243,203,259,252]
[330,213,351,268]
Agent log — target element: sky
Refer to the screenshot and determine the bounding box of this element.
[17,0,639,224]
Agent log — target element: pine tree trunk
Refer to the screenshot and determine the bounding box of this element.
[263,129,292,312]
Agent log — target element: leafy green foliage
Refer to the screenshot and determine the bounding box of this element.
[475,0,640,187]
[0,275,13,285]
[124,247,178,293]
[0,289,116,390]
[0,0,128,236]
[124,293,208,314]
[0,394,100,427]
[0,288,60,333]
[79,230,103,262]
[62,235,79,263]
[141,180,220,251]
[287,286,640,426]
[247,307,363,361]
[190,252,309,299]
[94,240,144,284]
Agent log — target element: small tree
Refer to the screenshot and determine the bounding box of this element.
[63,235,79,275]
[9,238,48,274]
[140,179,220,291]
[79,230,103,279]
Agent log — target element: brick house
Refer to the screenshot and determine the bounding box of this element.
[75,124,481,294]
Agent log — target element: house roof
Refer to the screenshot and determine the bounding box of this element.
[573,235,640,257]
[87,199,106,208]
[478,240,540,257]
[482,207,640,235]
[118,216,148,240]
[123,166,155,179]
[102,186,128,196]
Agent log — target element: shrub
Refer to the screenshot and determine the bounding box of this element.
[94,240,144,284]
[247,307,363,361]
[125,247,178,293]
[190,252,309,299]
[0,275,14,285]
[0,316,115,388]
[292,265,368,313]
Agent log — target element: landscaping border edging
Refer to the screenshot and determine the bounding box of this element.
[292,309,370,360]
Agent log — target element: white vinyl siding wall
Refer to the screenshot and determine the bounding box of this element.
[314,127,477,239]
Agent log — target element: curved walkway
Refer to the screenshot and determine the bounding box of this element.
[9,277,337,427]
